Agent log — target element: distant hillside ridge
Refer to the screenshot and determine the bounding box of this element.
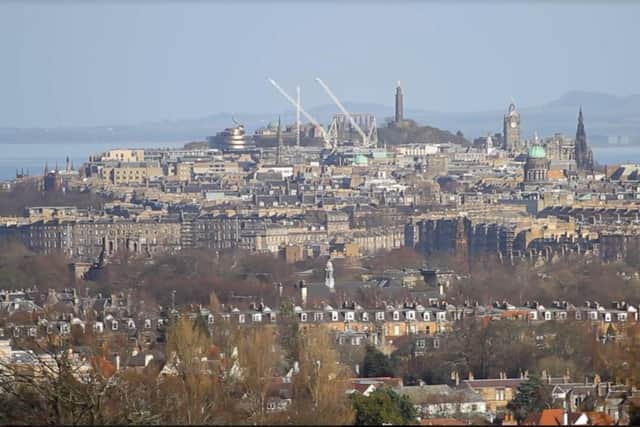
[2,91,639,146]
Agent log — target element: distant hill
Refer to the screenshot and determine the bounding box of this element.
[2,91,639,146]
[378,122,470,146]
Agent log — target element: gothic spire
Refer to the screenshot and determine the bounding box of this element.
[575,106,592,171]
[578,105,583,124]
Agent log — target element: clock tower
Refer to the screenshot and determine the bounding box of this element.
[503,101,521,152]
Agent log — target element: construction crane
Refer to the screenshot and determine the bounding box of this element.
[296,86,301,147]
[267,78,332,149]
[315,77,370,147]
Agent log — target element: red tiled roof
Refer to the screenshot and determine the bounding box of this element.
[585,411,614,425]
[523,409,564,426]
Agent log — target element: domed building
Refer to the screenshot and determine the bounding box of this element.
[524,144,549,184]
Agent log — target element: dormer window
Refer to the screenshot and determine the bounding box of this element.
[252,313,262,323]
[589,311,598,321]
[300,312,308,322]
[392,311,400,321]
[406,311,415,320]
[207,315,214,325]
[558,312,567,320]
[331,311,339,322]
[618,313,627,321]
[270,313,277,322]
[575,311,582,320]
[544,311,552,321]
[423,312,430,321]
[345,312,355,321]
[437,312,446,322]
[314,312,323,321]
[112,320,119,331]
[362,312,369,321]
[238,314,245,324]
[604,313,611,322]
[145,319,152,329]
[376,312,385,321]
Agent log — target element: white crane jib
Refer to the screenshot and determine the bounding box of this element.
[314,77,369,147]
[267,78,331,148]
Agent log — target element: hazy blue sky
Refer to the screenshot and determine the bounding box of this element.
[1,1,639,128]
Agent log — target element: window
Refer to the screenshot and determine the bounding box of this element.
[589,311,598,320]
[604,313,611,322]
[619,313,627,321]
[345,312,354,321]
[433,338,440,349]
[376,312,385,321]
[300,313,308,322]
[496,389,505,401]
[393,311,400,321]
[112,321,119,331]
[406,311,415,320]
[362,312,369,321]
[331,311,339,321]
[238,314,245,324]
[423,312,430,321]
[416,339,426,349]
[575,311,582,320]
[314,312,323,321]
[393,325,400,336]
[544,311,552,320]
[253,313,262,323]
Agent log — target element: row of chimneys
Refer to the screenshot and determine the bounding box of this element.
[450,370,518,385]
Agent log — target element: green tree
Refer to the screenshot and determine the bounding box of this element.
[507,374,553,423]
[351,388,417,425]
[361,345,394,378]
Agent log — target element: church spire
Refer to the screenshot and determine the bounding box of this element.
[575,106,592,171]
[578,105,584,124]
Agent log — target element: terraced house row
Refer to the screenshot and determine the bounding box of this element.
[2,287,639,346]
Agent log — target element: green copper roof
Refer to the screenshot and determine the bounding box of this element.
[528,145,546,159]
[353,154,369,165]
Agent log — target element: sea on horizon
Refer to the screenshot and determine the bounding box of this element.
[0,142,639,181]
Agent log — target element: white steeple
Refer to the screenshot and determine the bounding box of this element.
[325,259,335,292]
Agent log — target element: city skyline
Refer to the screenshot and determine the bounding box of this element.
[2,1,640,127]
